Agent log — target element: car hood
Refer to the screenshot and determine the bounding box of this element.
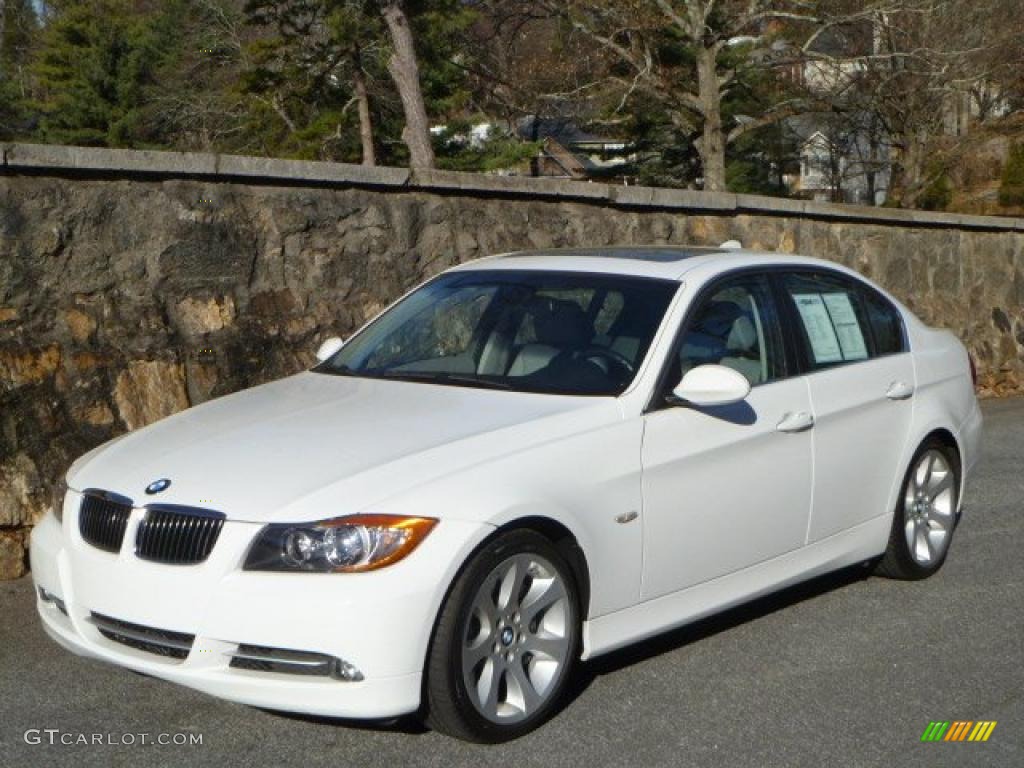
[68,372,609,522]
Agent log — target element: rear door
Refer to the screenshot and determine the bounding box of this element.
[777,270,915,542]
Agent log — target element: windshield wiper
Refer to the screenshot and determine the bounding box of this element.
[317,362,357,376]
[377,370,513,390]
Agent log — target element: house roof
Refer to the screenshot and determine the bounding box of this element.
[516,116,622,146]
[806,20,874,58]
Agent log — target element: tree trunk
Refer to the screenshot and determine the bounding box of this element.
[352,66,376,167]
[381,1,435,170]
[694,47,727,193]
[889,131,927,207]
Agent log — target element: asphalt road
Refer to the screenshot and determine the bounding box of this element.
[1,397,1021,768]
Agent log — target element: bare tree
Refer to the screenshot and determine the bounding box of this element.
[827,0,1023,206]
[380,0,434,169]
[531,0,865,191]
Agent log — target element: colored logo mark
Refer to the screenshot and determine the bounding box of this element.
[921,721,997,742]
[145,478,171,495]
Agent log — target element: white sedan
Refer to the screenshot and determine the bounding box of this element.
[31,245,982,742]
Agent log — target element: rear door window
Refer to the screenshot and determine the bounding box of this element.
[781,273,874,369]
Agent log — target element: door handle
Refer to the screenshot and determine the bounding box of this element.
[886,381,915,400]
[777,411,814,433]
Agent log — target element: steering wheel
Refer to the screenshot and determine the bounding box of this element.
[580,346,636,375]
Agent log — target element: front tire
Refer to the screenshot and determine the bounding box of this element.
[875,438,960,580]
[424,529,580,742]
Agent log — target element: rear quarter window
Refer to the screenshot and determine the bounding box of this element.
[862,289,907,355]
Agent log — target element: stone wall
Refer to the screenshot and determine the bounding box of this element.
[2,143,1023,578]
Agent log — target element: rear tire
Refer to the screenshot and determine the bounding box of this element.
[424,529,580,742]
[875,437,960,580]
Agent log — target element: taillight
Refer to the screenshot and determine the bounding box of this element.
[968,353,977,387]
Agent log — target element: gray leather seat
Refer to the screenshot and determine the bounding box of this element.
[508,299,592,376]
[679,300,765,385]
[718,314,765,384]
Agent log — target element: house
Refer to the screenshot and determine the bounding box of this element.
[789,128,890,205]
[515,116,633,181]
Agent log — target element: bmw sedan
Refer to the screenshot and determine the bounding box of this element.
[31,245,982,742]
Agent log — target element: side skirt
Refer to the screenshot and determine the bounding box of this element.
[580,513,891,660]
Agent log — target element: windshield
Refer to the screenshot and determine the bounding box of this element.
[316,269,678,396]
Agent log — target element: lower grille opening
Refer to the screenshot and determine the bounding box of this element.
[229,644,362,681]
[90,612,195,661]
[38,587,69,617]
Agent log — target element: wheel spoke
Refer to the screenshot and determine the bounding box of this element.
[525,633,566,662]
[522,576,566,626]
[913,457,929,493]
[495,560,518,612]
[915,521,931,562]
[476,658,502,716]
[929,471,953,500]
[464,635,492,668]
[471,589,497,630]
[507,659,542,715]
[904,517,918,554]
[497,558,531,613]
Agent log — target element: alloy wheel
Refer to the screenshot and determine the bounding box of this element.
[461,553,572,724]
[903,449,956,566]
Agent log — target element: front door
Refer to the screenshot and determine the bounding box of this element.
[640,273,813,601]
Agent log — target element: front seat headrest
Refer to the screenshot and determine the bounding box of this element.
[727,315,758,352]
[532,299,592,348]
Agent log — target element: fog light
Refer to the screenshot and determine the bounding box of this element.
[333,659,364,682]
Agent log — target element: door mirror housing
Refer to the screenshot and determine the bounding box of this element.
[669,364,751,407]
[315,336,345,362]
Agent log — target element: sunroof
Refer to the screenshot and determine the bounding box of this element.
[499,247,726,263]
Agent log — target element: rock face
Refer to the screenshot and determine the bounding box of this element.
[113,360,190,431]
[0,153,1022,578]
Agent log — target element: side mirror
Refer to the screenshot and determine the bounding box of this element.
[315,336,345,362]
[669,364,751,407]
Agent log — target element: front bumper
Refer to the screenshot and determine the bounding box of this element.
[30,492,492,719]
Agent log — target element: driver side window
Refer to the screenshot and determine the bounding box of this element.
[671,274,786,388]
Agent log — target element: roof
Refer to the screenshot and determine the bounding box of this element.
[451,245,862,283]
[516,116,623,146]
[805,20,874,58]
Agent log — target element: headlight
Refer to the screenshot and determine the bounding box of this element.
[243,514,438,573]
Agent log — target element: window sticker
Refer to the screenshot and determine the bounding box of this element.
[821,292,868,361]
[792,293,842,363]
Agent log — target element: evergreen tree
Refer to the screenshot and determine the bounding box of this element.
[32,0,181,146]
[0,0,38,138]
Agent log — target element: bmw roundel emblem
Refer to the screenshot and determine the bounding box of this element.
[145,478,171,495]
